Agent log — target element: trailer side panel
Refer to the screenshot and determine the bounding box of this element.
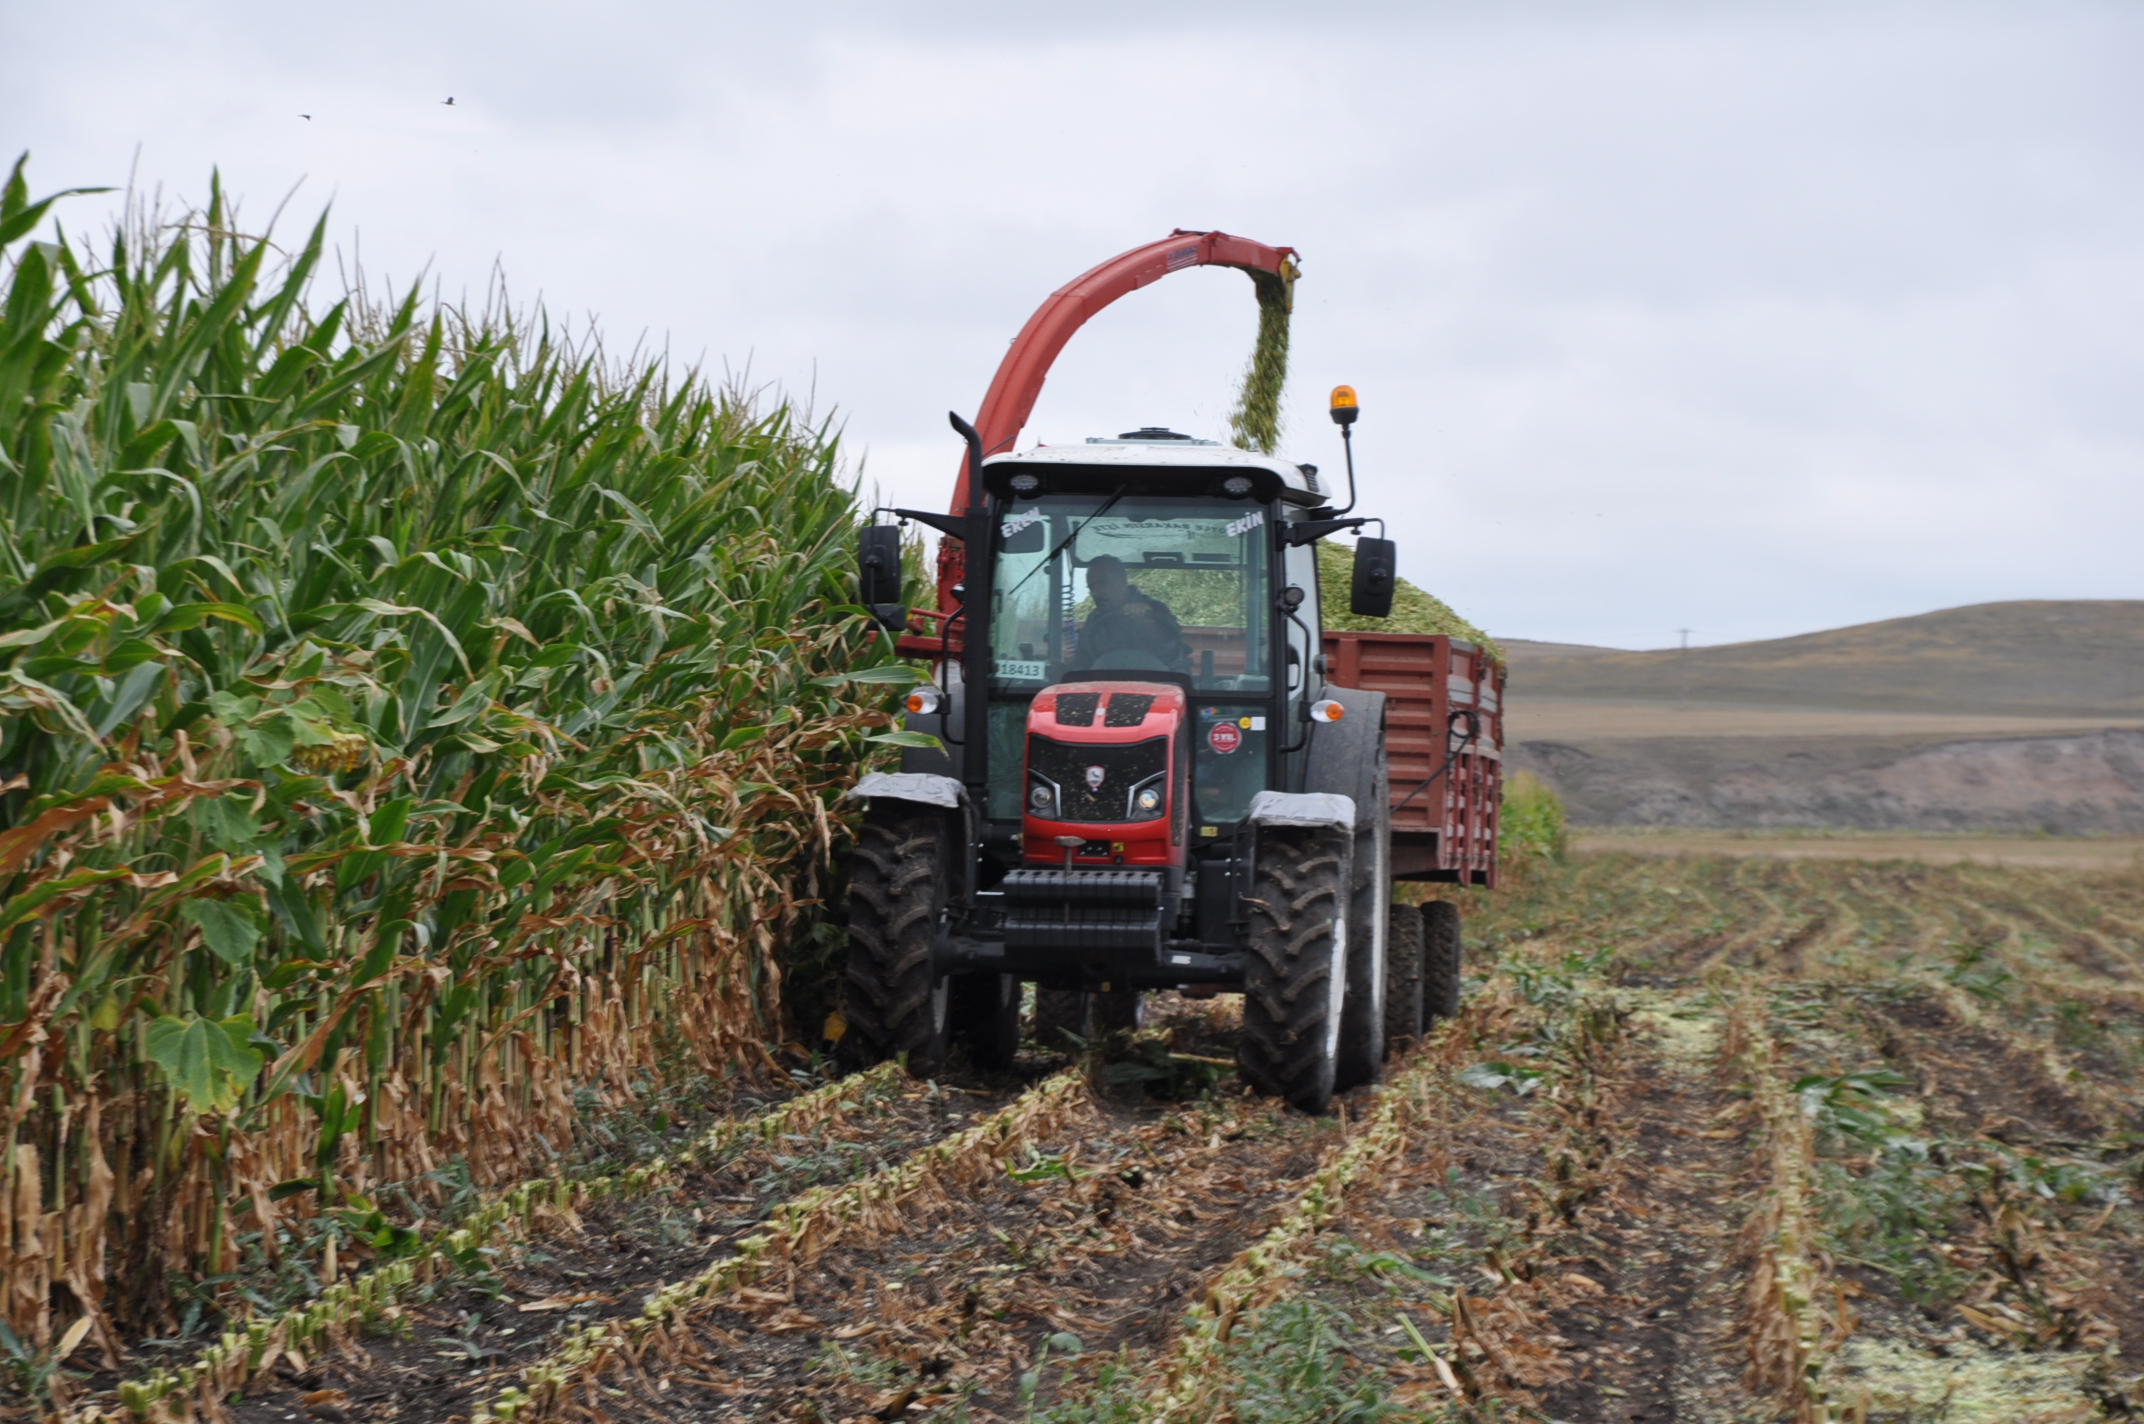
[1323,631,1505,886]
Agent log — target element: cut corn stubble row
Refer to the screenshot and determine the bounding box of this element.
[1726,995,1843,1424]
[1140,997,1505,1424]
[75,1061,907,1424]
[474,1067,1093,1423]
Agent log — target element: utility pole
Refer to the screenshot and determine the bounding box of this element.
[1676,628,1692,710]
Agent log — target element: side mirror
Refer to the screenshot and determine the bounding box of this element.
[1350,538,1396,619]
[857,524,907,630]
[858,525,902,604]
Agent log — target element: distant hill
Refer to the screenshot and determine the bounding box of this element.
[1506,600,2144,718]
[1515,729,2144,834]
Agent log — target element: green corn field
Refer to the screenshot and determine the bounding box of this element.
[0,156,907,1349]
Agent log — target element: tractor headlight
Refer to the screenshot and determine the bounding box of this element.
[905,686,942,715]
[1029,782,1055,813]
[1135,786,1163,815]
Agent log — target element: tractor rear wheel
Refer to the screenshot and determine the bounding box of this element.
[1033,989,1088,1051]
[1092,986,1144,1036]
[841,803,952,1076]
[950,972,1021,1072]
[1237,823,1352,1114]
[1383,902,1425,1051]
[1333,728,1391,1092]
[1422,900,1463,1024]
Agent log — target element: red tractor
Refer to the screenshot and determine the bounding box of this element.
[845,233,1502,1113]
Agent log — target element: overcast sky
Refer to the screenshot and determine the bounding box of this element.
[6,0,2138,649]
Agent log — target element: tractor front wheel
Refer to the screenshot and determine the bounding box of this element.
[1237,823,1352,1114]
[841,803,953,1076]
[1034,989,1088,1052]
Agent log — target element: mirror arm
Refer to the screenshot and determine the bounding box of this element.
[1283,517,1368,548]
[889,507,967,541]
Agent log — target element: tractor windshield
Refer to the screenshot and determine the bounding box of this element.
[990,493,1273,693]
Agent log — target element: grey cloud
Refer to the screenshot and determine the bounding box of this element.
[3,1,2137,648]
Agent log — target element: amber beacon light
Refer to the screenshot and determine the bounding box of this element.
[1328,385,1359,426]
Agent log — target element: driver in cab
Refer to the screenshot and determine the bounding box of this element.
[1071,554,1189,672]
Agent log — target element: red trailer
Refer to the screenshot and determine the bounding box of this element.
[1324,632,1505,888]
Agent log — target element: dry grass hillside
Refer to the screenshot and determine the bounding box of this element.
[1503,601,2144,831]
[1506,600,2144,717]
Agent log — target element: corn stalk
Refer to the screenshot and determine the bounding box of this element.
[0,155,906,1357]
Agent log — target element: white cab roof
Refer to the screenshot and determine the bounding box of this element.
[984,440,1324,501]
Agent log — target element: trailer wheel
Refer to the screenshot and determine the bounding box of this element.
[841,803,952,1076]
[1033,988,1088,1051]
[950,973,1021,1072]
[1384,902,1425,1051]
[1422,900,1463,1023]
[1238,823,1352,1114]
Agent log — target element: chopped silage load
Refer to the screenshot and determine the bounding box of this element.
[1315,542,1503,656]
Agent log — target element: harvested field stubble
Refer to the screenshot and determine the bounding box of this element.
[46,853,2143,1422]
[70,1062,909,1422]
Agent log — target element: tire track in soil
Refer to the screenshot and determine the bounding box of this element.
[1863,994,2123,1145]
[219,1080,1006,1424]
[69,1070,893,1423]
[551,1089,1336,1422]
[1134,977,1761,1422]
[1531,999,1754,1424]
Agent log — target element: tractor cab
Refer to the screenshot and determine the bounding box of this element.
[978,436,1332,839]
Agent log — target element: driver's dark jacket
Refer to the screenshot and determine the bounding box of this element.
[1072,590,1189,670]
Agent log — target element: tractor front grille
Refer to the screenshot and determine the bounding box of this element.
[1027,735,1168,823]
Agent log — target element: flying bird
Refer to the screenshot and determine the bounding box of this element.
[299,113,311,120]
[443,96,455,105]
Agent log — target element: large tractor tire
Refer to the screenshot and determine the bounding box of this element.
[1384,902,1426,1050]
[1302,685,1389,1093]
[1029,987,1140,1052]
[841,803,952,1077]
[1092,986,1144,1036]
[949,972,1021,1073]
[1238,823,1353,1114]
[1332,712,1391,1092]
[1422,900,1463,1024]
[1033,989,1089,1051]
